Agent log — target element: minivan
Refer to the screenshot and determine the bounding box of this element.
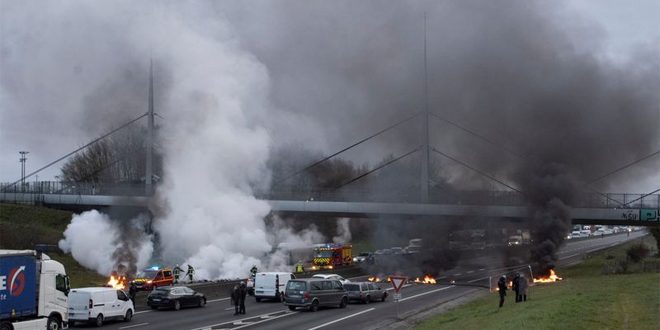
[68,287,134,327]
[344,282,387,304]
[254,272,295,302]
[284,278,348,312]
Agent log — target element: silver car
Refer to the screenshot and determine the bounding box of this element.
[344,282,387,304]
[284,278,348,312]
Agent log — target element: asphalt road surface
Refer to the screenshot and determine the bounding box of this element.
[90,231,646,330]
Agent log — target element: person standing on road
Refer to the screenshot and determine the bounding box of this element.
[173,264,183,284]
[497,276,507,308]
[239,282,247,315]
[187,265,195,282]
[230,284,240,316]
[128,283,137,303]
[512,273,521,303]
[518,275,528,302]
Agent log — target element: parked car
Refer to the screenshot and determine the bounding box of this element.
[147,286,206,311]
[343,282,387,304]
[353,252,375,264]
[284,278,348,312]
[312,274,350,284]
[68,287,134,327]
[254,272,295,302]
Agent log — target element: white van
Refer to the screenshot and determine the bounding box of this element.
[254,272,295,302]
[68,287,134,327]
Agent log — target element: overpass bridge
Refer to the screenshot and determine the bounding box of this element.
[2,182,659,226]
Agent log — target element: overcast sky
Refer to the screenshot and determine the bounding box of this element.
[1,0,658,193]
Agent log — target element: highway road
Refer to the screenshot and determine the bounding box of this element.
[92,231,647,330]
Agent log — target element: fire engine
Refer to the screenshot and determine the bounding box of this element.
[311,243,352,270]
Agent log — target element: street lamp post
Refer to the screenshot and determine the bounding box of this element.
[19,151,29,192]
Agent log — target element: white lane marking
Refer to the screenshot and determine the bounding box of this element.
[560,253,580,260]
[134,310,152,315]
[467,271,474,274]
[468,276,490,283]
[230,311,298,330]
[224,307,235,311]
[307,307,376,330]
[386,284,411,291]
[453,273,462,276]
[478,268,485,271]
[120,323,149,329]
[189,311,297,330]
[399,286,454,302]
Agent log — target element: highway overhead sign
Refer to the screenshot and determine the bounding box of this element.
[390,276,407,293]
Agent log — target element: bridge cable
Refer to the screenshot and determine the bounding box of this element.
[333,146,421,190]
[587,149,660,185]
[622,187,660,208]
[2,113,148,192]
[427,113,625,206]
[428,112,526,159]
[274,111,422,185]
[430,147,522,193]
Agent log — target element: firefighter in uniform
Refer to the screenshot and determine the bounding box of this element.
[173,264,183,284]
[186,264,195,282]
[295,261,304,273]
[250,265,258,277]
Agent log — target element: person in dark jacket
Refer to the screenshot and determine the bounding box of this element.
[128,283,137,303]
[518,275,528,302]
[239,282,247,315]
[497,276,507,308]
[512,273,521,303]
[230,285,240,315]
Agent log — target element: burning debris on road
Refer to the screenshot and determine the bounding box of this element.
[107,273,128,290]
[533,269,563,283]
[414,275,437,284]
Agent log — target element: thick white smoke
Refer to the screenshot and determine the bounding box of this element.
[58,210,153,275]
[332,218,352,244]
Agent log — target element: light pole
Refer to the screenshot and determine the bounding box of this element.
[19,151,29,192]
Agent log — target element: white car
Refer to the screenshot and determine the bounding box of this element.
[68,287,134,327]
[312,274,350,284]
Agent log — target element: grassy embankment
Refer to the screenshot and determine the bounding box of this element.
[0,203,105,287]
[416,235,660,330]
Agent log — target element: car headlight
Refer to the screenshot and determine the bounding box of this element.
[353,257,357,262]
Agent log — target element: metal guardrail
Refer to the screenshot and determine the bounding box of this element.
[2,181,659,209]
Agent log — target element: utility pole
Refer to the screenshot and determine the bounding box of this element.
[19,151,29,192]
[146,60,155,196]
[420,13,430,203]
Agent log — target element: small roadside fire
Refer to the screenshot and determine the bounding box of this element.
[107,274,127,290]
[533,269,563,283]
[414,275,437,284]
[367,276,382,282]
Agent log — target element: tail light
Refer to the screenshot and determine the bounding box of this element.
[88,299,93,309]
[303,292,311,300]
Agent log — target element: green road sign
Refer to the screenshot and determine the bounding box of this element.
[640,209,658,221]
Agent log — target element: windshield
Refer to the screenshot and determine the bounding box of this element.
[286,281,306,291]
[137,270,158,279]
[343,284,360,291]
[315,250,333,258]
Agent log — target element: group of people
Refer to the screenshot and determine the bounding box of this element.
[231,282,248,315]
[173,264,195,283]
[497,273,529,308]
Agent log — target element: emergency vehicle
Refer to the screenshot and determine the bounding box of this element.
[130,267,174,291]
[311,243,353,270]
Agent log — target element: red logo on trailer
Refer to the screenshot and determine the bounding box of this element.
[390,276,407,293]
[9,266,27,297]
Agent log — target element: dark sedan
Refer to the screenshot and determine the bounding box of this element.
[147,286,206,311]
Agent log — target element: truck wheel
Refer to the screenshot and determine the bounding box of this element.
[339,297,347,308]
[173,300,181,311]
[288,305,296,311]
[124,309,133,322]
[95,314,104,327]
[47,316,61,330]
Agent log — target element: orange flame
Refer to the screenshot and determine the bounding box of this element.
[367,276,381,282]
[107,275,127,290]
[414,275,437,284]
[533,269,563,283]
